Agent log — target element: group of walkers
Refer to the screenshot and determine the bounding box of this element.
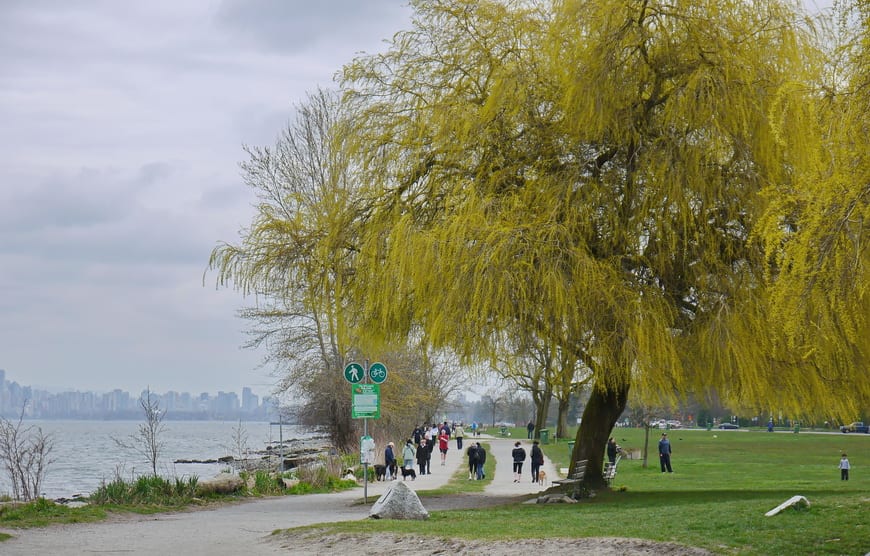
[508,439,545,483]
[380,421,552,483]
[406,421,455,476]
[465,441,488,480]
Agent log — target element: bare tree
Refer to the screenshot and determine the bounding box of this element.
[113,387,166,476]
[225,420,251,473]
[0,402,55,501]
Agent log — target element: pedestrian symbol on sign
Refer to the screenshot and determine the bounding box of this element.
[343,362,364,384]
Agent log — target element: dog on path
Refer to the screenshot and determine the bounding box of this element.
[373,464,387,481]
[400,467,416,480]
[537,470,548,485]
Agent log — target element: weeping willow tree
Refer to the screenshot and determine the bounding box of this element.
[753,0,870,418]
[337,0,830,486]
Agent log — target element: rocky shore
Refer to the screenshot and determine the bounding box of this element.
[173,435,333,475]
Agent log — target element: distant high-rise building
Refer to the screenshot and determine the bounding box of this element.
[241,387,258,413]
[0,368,6,413]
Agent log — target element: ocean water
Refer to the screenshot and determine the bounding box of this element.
[0,420,311,500]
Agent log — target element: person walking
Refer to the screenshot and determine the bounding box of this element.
[416,439,429,476]
[438,428,449,465]
[475,442,487,480]
[427,424,438,473]
[511,441,526,482]
[402,439,416,478]
[384,441,396,480]
[658,433,673,473]
[839,453,851,481]
[530,440,544,483]
[454,424,465,450]
[466,443,479,479]
[607,437,619,465]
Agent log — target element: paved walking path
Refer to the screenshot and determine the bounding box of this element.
[0,434,559,555]
[481,436,560,496]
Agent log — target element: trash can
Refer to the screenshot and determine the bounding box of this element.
[500,426,507,437]
[540,429,550,444]
[793,423,800,434]
[706,421,713,431]
[567,440,575,460]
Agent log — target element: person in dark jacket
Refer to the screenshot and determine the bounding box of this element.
[384,441,397,480]
[511,441,527,482]
[658,433,673,473]
[606,437,619,465]
[530,440,544,483]
[466,443,479,479]
[475,442,487,480]
[416,439,429,475]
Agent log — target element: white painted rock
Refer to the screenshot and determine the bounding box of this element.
[764,495,810,516]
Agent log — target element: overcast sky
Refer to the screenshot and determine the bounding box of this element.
[0,0,413,398]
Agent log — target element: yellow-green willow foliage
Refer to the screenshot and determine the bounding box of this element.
[754,0,870,419]
[342,0,821,418]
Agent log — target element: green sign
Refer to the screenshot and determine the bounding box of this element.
[351,384,381,419]
[343,362,364,384]
[368,362,388,384]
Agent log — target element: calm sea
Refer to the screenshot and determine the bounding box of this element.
[0,420,311,500]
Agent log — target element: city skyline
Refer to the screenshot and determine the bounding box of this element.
[0,368,274,420]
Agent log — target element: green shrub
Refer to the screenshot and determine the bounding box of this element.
[90,474,200,506]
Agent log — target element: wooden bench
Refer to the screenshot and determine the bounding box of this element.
[551,459,589,499]
[603,455,621,486]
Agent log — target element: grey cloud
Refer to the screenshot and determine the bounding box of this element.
[216,0,410,54]
[0,168,133,234]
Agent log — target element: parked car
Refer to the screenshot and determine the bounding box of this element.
[840,422,870,433]
[718,423,739,430]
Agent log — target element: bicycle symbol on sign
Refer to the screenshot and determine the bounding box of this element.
[368,362,388,384]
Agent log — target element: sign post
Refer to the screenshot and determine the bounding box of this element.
[345,360,387,502]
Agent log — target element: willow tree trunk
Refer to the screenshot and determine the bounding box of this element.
[556,396,570,440]
[642,425,650,468]
[533,385,552,439]
[569,382,630,489]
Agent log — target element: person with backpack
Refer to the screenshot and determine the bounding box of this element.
[466,443,479,479]
[530,440,544,483]
[475,442,487,480]
[511,441,527,482]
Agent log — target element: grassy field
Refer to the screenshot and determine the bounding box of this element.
[294,428,870,555]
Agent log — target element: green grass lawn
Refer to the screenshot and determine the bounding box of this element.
[292,429,870,555]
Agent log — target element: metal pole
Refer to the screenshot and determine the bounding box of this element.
[363,359,369,503]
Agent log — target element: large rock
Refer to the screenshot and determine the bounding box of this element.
[197,474,245,495]
[369,480,429,520]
